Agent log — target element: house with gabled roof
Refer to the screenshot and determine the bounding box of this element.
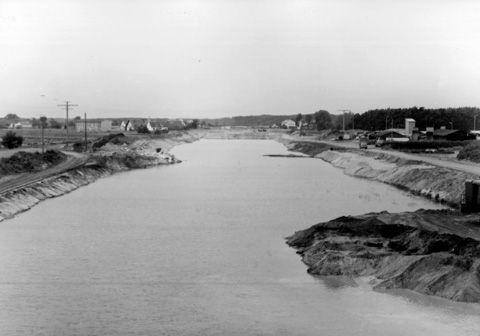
[281,120,296,129]
[121,119,145,131]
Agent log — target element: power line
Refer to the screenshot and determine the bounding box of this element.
[57,101,78,146]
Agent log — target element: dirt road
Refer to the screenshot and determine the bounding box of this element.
[287,136,480,177]
[0,151,89,194]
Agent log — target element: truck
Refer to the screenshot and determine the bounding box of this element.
[359,137,368,149]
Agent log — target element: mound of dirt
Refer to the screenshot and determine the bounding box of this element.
[92,133,133,150]
[286,209,480,302]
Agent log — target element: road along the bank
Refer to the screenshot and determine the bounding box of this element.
[0,151,89,195]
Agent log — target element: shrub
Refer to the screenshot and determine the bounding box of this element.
[1,131,24,149]
[457,141,480,162]
[137,125,151,134]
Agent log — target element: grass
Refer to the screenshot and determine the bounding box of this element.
[0,150,67,176]
[457,141,480,162]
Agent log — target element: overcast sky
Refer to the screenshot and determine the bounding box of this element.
[1,0,479,120]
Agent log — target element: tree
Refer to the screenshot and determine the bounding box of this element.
[2,131,24,149]
[137,124,151,134]
[40,116,48,128]
[5,114,19,120]
[305,114,313,124]
[49,118,61,129]
[186,119,199,130]
[31,118,41,128]
[295,113,303,126]
[74,116,81,120]
[314,110,333,130]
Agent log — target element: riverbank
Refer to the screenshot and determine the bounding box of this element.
[282,139,480,302]
[0,132,199,221]
[286,209,480,302]
[285,141,479,208]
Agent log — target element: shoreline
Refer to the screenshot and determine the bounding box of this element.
[284,140,478,208]
[1,132,479,302]
[0,132,199,221]
[286,209,480,302]
[281,139,480,302]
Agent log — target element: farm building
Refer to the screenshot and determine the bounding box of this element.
[10,120,33,129]
[75,120,112,132]
[432,129,472,141]
[375,130,409,141]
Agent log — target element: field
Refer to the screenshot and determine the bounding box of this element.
[0,128,127,148]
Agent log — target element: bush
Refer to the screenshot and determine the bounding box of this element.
[137,125,151,134]
[1,131,24,149]
[0,150,66,175]
[457,141,480,162]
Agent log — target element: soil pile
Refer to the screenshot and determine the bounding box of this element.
[286,209,480,302]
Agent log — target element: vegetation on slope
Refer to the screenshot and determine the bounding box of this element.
[0,150,67,176]
[457,141,480,163]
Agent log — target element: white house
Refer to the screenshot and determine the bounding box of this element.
[281,120,296,129]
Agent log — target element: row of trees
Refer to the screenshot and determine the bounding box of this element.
[352,107,480,132]
[294,107,480,132]
[291,110,347,131]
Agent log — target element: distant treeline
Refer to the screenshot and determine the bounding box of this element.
[200,115,297,127]
[352,107,480,132]
[200,107,480,132]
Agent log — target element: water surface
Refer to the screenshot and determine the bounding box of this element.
[0,140,478,335]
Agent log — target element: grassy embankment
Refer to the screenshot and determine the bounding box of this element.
[457,141,480,163]
[0,150,66,176]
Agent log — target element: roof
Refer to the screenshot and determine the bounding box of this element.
[375,130,407,138]
[405,118,415,122]
[129,119,145,127]
[149,121,164,128]
[433,129,462,136]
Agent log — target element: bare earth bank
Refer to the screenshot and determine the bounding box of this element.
[283,140,480,302]
[0,133,199,221]
[286,209,480,302]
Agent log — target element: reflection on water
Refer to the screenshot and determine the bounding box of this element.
[0,140,478,336]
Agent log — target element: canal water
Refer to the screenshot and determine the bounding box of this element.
[0,139,479,335]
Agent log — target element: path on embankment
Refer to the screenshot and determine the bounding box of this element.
[0,151,89,194]
[285,136,480,177]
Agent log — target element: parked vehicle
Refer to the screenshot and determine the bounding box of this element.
[359,137,368,149]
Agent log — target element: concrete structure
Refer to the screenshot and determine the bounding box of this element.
[75,120,112,132]
[405,118,415,136]
[461,180,480,213]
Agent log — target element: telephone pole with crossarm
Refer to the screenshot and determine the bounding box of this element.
[57,101,78,146]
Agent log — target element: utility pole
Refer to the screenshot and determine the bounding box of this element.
[337,110,351,132]
[84,113,88,152]
[391,119,393,143]
[37,115,47,154]
[57,101,78,147]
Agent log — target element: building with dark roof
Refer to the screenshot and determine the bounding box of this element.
[432,129,471,141]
